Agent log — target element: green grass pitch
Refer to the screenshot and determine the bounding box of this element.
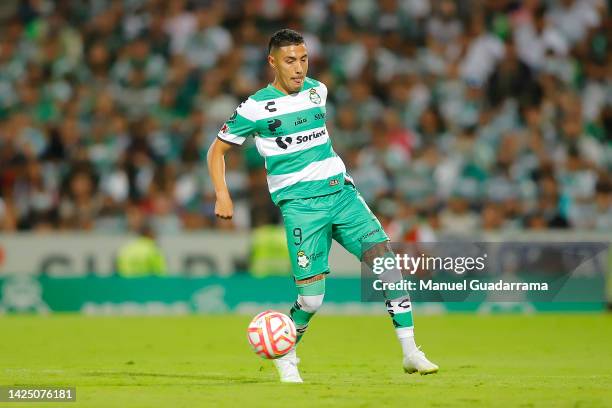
[0,314,610,407]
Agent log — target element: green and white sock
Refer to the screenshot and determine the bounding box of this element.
[378,251,418,356]
[386,297,418,355]
[363,245,419,357]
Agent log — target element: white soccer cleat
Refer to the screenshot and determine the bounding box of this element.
[403,348,439,375]
[273,347,303,383]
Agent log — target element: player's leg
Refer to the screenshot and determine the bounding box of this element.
[331,182,438,375]
[362,241,438,374]
[273,197,332,382]
[274,274,326,383]
[280,196,331,340]
[290,274,326,344]
[361,241,415,339]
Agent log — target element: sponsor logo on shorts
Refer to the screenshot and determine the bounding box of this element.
[358,227,382,242]
[310,251,324,261]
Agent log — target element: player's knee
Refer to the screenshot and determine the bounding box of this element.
[362,241,393,266]
[297,294,324,313]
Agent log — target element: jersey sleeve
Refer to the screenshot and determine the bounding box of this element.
[318,81,328,101]
[217,99,258,146]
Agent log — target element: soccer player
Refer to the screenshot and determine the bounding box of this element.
[207,29,438,382]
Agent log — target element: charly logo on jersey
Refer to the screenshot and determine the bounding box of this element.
[309,89,321,104]
[265,101,277,112]
[296,250,310,268]
[274,128,326,150]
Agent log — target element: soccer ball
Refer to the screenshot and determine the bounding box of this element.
[247,310,296,359]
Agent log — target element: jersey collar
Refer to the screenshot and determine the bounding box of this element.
[267,80,305,96]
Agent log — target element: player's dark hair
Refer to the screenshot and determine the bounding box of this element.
[268,29,304,54]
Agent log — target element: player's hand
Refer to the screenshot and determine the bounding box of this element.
[214,193,234,219]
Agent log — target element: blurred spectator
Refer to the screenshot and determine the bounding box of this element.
[116,223,167,277]
[0,0,609,236]
[249,212,290,277]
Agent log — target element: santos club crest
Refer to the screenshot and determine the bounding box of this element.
[309,89,321,104]
[297,250,310,268]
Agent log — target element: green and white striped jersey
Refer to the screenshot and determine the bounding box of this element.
[217,77,352,204]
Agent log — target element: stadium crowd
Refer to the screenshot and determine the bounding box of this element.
[0,0,610,237]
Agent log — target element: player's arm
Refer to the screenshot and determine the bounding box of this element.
[207,99,258,220]
[207,138,235,219]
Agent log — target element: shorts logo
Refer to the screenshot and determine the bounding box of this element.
[220,123,229,134]
[358,227,381,242]
[309,89,321,104]
[329,179,339,186]
[297,250,310,268]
